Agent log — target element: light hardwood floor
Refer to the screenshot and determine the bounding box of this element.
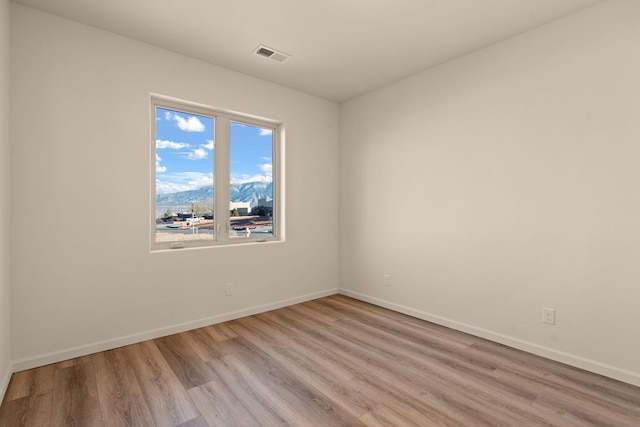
[1,295,639,426]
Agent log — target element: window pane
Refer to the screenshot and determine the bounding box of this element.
[229,121,274,239]
[155,107,215,243]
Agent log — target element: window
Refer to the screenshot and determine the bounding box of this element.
[151,96,280,250]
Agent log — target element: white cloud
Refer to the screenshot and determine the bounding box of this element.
[202,140,214,150]
[156,172,213,194]
[186,148,208,160]
[258,163,272,178]
[187,173,214,188]
[259,128,273,136]
[230,163,273,184]
[156,180,190,194]
[156,153,167,173]
[156,139,189,150]
[231,174,271,185]
[174,114,205,132]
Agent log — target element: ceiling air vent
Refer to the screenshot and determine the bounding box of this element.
[253,45,291,63]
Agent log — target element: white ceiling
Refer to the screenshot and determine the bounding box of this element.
[12,0,601,102]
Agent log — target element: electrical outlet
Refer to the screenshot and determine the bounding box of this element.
[542,307,555,325]
[226,283,234,296]
[383,274,391,286]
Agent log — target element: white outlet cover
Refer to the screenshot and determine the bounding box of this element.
[542,307,556,325]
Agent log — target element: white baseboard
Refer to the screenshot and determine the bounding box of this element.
[0,364,11,402]
[12,288,339,373]
[339,289,640,388]
[0,364,14,403]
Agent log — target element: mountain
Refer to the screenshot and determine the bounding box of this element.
[230,181,273,206]
[156,181,273,207]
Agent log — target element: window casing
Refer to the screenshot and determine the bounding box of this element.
[151,96,281,250]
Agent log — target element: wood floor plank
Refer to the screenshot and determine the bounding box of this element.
[349,375,468,427]
[155,332,218,389]
[188,379,262,426]
[2,295,639,426]
[466,336,640,419]
[278,302,553,426]
[264,307,475,426]
[318,295,478,348]
[2,365,55,402]
[321,296,478,353]
[330,315,563,419]
[496,367,640,426]
[263,308,515,425]
[93,348,156,427]
[532,391,637,427]
[474,340,640,415]
[231,314,357,383]
[122,340,200,427]
[182,328,227,363]
[0,392,52,427]
[176,415,210,427]
[228,316,373,418]
[222,336,366,426]
[253,311,464,424]
[50,358,103,427]
[256,312,358,382]
[274,307,480,422]
[206,355,294,425]
[201,323,237,342]
[359,403,428,427]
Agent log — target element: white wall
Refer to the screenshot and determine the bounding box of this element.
[340,0,640,387]
[10,4,340,368]
[0,0,11,398]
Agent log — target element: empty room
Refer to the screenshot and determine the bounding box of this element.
[1,0,640,425]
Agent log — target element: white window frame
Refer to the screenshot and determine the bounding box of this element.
[150,95,283,251]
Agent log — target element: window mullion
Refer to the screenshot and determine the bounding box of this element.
[215,116,231,241]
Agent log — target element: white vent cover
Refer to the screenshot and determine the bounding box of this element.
[253,45,291,63]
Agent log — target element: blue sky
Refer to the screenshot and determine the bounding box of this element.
[155,108,273,194]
